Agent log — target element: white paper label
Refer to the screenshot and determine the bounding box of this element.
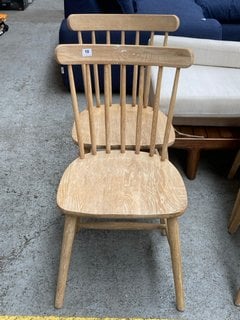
[82,48,92,57]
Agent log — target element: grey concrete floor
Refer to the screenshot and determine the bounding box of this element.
[0,0,240,319]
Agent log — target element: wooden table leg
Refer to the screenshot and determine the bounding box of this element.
[228,189,240,234]
[228,150,240,179]
[186,148,201,180]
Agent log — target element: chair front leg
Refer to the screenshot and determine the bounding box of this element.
[55,215,77,309]
[167,217,185,312]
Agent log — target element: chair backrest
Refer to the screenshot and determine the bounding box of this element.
[67,14,180,106]
[56,44,193,160]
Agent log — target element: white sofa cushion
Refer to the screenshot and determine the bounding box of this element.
[151,36,240,125]
[151,64,240,117]
[153,35,240,68]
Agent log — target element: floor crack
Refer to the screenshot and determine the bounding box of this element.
[0,220,56,271]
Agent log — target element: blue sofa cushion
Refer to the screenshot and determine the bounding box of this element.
[64,0,135,18]
[222,23,240,41]
[195,0,240,22]
[136,0,222,40]
[136,0,204,16]
[99,1,122,14]
[64,0,103,18]
[117,0,135,13]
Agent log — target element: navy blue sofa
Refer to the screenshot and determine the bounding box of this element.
[59,0,240,91]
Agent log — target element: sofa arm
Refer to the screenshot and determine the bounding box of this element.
[153,35,240,68]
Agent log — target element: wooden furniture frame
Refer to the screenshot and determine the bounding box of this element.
[55,44,193,310]
[227,149,240,306]
[228,149,240,234]
[67,13,179,149]
[228,189,240,235]
[172,126,240,180]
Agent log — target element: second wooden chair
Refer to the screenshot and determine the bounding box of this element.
[67,14,180,149]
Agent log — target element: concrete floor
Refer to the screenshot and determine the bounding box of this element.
[0,0,240,319]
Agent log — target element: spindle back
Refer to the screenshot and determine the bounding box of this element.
[56,44,193,159]
[67,14,180,106]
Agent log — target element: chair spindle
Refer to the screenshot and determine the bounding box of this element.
[68,65,85,159]
[86,64,97,155]
[163,31,169,46]
[104,64,111,153]
[161,68,181,160]
[135,65,145,154]
[106,30,112,106]
[143,31,155,108]
[150,66,163,156]
[91,31,101,107]
[120,64,127,153]
[77,31,87,95]
[132,31,140,107]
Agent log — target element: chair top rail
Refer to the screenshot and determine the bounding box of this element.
[55,44,194,68]
[67,14,180,32]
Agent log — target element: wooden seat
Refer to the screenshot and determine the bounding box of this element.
[55,44,193,310]
[67,14,179,148]
[57,150,187,217]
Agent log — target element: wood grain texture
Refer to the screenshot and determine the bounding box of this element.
[55,216,77,309]
[71,104,175,148]
[55,45,193,68]
[167,217,185,311]
[57,150,187,218]
[67,14,180,32]
[77,221,166,230]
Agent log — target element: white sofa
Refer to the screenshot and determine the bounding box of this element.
[150,36,240,126]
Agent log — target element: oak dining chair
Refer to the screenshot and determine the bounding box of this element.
[67,14,180,149]
[55,43,193,311]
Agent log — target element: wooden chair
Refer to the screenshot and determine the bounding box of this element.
[67,14,180,149]
[55,43,193,311]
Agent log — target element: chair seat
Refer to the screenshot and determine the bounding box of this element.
[72,104,176,148]
[57,150,187,218]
